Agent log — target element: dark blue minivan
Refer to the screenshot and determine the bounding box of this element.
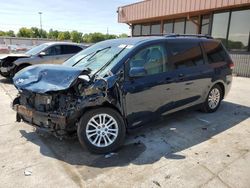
[13,35,234,153]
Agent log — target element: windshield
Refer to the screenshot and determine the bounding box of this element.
[25,43,49,56]
[63,40,132,75]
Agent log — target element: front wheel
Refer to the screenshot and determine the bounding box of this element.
[77,107,126,154]
[201,84,223,113]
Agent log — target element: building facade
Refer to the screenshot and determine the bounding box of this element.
[118,0,250,76]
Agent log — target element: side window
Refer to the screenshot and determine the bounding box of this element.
[62,45,83,54]
[129,44,168,76]
[203,41,228,63]
[167,41,204,69]
[44,45,61,56]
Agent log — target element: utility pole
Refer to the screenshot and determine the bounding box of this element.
[38,12,43,38]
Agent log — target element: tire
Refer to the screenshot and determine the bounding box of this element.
[200,84,223,113]
[0,71,10,78]
[77,107,126,154]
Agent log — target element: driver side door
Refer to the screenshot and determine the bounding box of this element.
[122,43,177,127]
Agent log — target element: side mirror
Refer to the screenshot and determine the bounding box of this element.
[129,67,147,78]
[39,51,46,57]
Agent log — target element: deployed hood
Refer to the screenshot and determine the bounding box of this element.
[0,53,30,60]
[13,64,84,93]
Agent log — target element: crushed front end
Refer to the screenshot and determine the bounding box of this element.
[13,88,88,138]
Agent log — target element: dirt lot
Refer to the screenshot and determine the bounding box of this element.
[0,75,249,188]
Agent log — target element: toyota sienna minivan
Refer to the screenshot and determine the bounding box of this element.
[12,35,234,153]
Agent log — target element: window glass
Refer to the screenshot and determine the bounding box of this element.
[201,15,211,35]
[185,17,198,34]
[203,41,228,63]
[228,9,250,51]
[142,24,150,36]
[129,45,168,75]
[62,45,82,54]
[174,19,185,34]
[133,25,141,36]
[163,21,173,34]
[167,41,204,69]
[211,12,230,46]
[44,45,61,56]
[151,23,161,35]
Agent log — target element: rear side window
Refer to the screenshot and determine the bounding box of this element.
[203,41,228,63]
[62,45,82,54]
[167,41,204,69]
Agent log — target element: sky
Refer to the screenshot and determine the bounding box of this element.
[0,0,140,35]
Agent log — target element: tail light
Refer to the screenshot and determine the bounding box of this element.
[228,62,234,70]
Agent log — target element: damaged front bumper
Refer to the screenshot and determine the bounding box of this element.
[12,104,73,137]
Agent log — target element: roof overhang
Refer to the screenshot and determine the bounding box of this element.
[118,0,250,24]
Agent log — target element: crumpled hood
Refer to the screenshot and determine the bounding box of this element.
[13,64,83,93]
[0,53,30,60]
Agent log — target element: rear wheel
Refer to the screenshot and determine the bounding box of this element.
[77,107,126,154]
[201,84,223,113]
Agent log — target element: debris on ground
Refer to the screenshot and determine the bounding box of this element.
[195,152,199,155]
[104,152,118,159]
[134,134,146,139]
[226,154,231,157]
[165,175,171,179]
[202,127,208,130]
[169,127,176,131]
[152,180,161,187]
[197,118,211,124]
[133,140,142,146]
[24,168,32,176]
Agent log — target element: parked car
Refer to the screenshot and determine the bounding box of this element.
[0,42,87,78]
[12,35,234,154]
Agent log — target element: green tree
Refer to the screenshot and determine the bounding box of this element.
[105,34,117,40]
[17,27,32,38]
[70,30,82,43]
[118,33,128,38]
[0,31,6,36]
[48,29,59,39]
[5,30,15,37]
[58,31,71,40]
[30,27,40,38]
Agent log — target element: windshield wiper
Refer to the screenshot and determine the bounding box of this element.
[72,52,94,67]
[72,46,111,67]
[90,45,128,81]
[86,46,111,62]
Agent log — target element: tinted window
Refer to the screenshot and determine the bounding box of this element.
[185,17,198,34]
[44,45,61,56]
[133,25,141,36]
[129,45,168,75]
[203,41,228,63]
[201,15,211,35]
[228,9,250,51]
[174,19,185,34]
[142,24,150,36]
[151,23,161,35]
[211,12,230,46]
[163,21,173,34]
[62,45,82,54]
[167,41,204,69]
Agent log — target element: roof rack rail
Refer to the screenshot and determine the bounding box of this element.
[165,34,213,39]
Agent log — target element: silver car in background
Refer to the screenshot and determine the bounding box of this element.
[0,42,87,78]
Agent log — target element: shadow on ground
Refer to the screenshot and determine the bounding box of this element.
[20,101,250,179]
[0,77,12,85]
